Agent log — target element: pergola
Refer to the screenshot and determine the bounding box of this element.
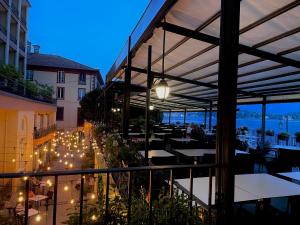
[104,0,300,223]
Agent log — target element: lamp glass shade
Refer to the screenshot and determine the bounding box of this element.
[149,105,154,111]
[155,79,170,99]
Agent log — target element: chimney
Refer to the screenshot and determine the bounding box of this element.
[33,45,40,54]
[27,41,31,53]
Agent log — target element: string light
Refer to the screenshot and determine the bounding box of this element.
[64,185,69,191]
[18,196,24,202]
[91,215,97,221]
[91,194,96,200]
[70,199,75,204]
[35,214,42,222]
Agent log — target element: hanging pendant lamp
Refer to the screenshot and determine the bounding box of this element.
[155,24,170,99]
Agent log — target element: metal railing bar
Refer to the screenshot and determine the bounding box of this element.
[79,176,84,225]
[189,168,194,218]
[53,176,58,225]
[105,172,109,224]
[24,179,29,225]
[148,169,153,225]
[127,171,133,224]
[0,164,217,178]
[208,168,212,225]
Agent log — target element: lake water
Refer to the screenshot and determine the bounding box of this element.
[162,116,300,136]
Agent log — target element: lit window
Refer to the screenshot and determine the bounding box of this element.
[78,88,86,100]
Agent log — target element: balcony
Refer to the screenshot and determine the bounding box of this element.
[10,3,19,18]
[21,15,26,27]
[10,32,17,45]
[34,125,56,139]
[0,164,214,225]
[19,42,25,52]
[0,73,56,104]
[0,23,7,35]
[2,0,9,6]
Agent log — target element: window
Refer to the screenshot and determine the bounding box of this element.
[57,71,65,83]
[56,107,64,121]
[79,72,86,84]
[56,87,65,99]
[26,70,33,81]
[78,88,86,100]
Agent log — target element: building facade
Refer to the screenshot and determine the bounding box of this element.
[27,48,103,130]
[0,90,56,174]
[0,0,29,74]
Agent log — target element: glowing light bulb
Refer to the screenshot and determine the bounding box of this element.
[91,215,97,221]
[23,176,28,181]
[69,163,73,169]
[35,214,41,222]
[34,151,38,155]
[70,199,74,204]
[18,196,24,202]
[12,158,16,163]
[47,167,51,171]
[59,160,62,163]
[19,192,23,196]
[91,194,96,199]
[64,185,69,191]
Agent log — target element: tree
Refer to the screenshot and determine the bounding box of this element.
[79,89,101,122]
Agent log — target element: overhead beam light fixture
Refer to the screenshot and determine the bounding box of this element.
[155,20,170,100]
[149,105,154,111]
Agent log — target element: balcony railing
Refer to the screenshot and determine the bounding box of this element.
[3,0,9,6]
[11,3,19,18]
[10,32,17,45]
[0,164,216,225]
[0,23,7,35]
[0,74,56,104]
[21,15,27,27]
[19,42,25,52]
[34,125,56,139]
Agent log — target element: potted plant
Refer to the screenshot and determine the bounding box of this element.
[278,132,289,141]
[295,132,300,143]
[256,128,262,135]
[265,130,274,136]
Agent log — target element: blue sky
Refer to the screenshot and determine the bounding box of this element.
[28,0,150,80]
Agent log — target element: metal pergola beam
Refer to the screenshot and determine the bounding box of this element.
[158,22,300,69]
[131,66,262,98]
[170,93,211,103]
[215,0,240,223]
[122,36,132,139]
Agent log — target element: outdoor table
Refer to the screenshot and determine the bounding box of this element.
[278,172,300,181]
[175,173,300,209]
[17,208,38,217]
[29,195,48,207]
[139,150,175,158]
[17,208,39,217]
[174,149,248,157]
[169,138,197,143]
[132,137,163,143]
[272,145,300,151]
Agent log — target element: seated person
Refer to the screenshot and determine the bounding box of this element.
[28,190,35,198]
[15,202,24,214]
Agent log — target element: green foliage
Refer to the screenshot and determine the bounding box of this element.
[265,129,274,136]
[79,89,101,122]
[39,84,54,99]
[64,187,203,225]
[129,116,145,132]
[278,132,289,140]
[0,64,22,79]
[295,132,300,142]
